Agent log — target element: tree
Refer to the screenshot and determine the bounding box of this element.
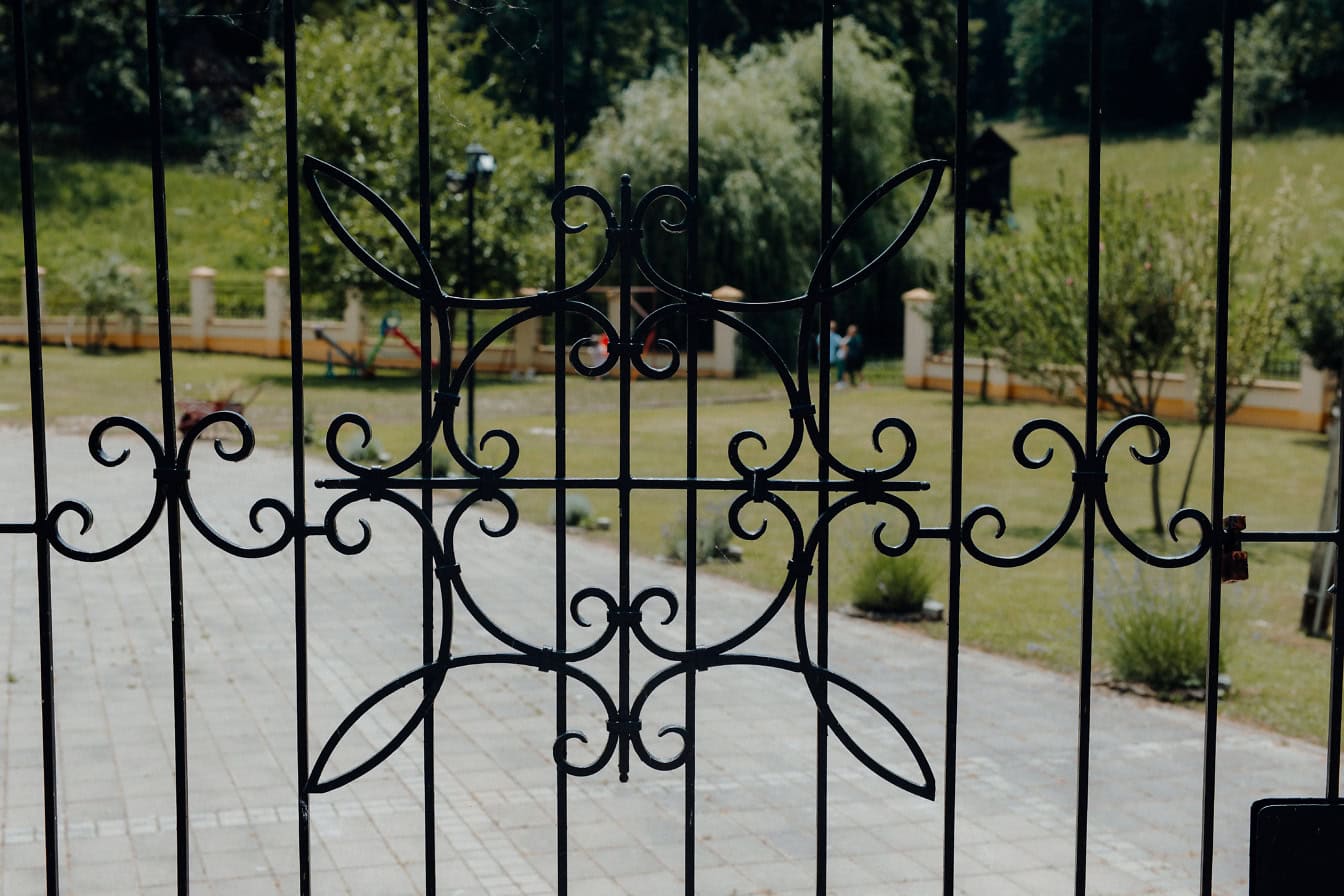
[1005,0,1090,123]
[1192,0,1344,138]
[0,1,269,154]
[1288,258,1344,381]
[579,19,937,361]
[455,0,956,153]
[447,0,683,142]
[233,6,554,313]
[970,0,1015,119]
[974,177,1292,532]
[1005,0,1221,129]
[1172,179,1295,507]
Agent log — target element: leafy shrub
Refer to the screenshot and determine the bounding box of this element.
[1288,258,1344,379]
[550,493,594,528]
[849,550,935,616]
[1101,565,1227,692]
[662,505,734,565]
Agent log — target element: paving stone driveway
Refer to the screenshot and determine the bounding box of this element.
[0,425,1325,894]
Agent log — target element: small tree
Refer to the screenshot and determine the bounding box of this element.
[1174,179,1296,508]
[1287,256,1344,634]
[579,19,936,360]
[70,256,146,353]
[975,179,1186,531]
[974,177,1293,532]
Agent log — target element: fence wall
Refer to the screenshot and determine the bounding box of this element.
[901,288,1336,432]
[4,268,742,377]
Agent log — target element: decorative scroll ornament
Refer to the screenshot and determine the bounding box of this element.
[49,411,295,561]
[962,414,1214,569]
[58,154,1218,805]
[300,156,947,799]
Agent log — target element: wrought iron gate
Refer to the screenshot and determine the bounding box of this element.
[5,1,1343,894]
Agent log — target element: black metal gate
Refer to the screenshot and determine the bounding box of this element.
[5,1,1343,894]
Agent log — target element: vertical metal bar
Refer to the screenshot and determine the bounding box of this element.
[1330,436,1344,793]
[466,189,477,461]
[415,2,437,892]
[281,1,313,891]
[1199,2,1235,891]
[551,2,570,889]
[143,1,190,890]
[617,174,633,782]
[943,0,969,891]
[815,3,834,893]
[10,1,59,890]
[683,0,700,889]
[1330,528,1344,795]
[1076,1,1106,892]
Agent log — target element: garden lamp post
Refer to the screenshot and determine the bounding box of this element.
[447,142,496,460]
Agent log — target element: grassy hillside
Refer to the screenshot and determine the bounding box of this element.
[0,151,281,316]
[995,121,1344,261]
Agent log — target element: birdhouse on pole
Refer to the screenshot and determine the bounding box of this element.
[965,127,1018,223]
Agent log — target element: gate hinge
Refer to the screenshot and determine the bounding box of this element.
[1221,514,1248,583]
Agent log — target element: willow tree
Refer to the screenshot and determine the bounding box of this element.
[579,19,937,361]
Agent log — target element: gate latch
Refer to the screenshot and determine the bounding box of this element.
[1221,514,1248,583]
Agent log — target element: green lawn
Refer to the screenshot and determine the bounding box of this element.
[1,346,1334,745]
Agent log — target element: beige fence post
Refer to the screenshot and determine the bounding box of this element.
[711,284,743,377]
[19,265,46,322]
[263,267,288,353]
[901,287,934,388]
[342,287,363,347]
[189,266,216,346]
[512,315,539,373]
[1299,355,1333,431]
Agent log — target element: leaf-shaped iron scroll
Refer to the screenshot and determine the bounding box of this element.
[304,156,442,300]
[810,158,947,298]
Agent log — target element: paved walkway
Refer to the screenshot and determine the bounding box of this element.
[0,425,1327,895]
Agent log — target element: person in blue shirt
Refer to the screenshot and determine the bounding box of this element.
[828,319,843,386]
